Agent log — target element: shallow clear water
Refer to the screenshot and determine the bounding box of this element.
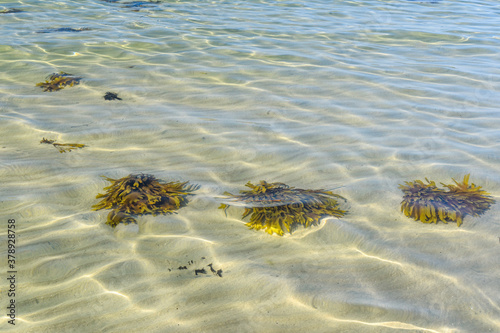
[1,0,500,332]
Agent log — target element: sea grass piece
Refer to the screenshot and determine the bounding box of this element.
[36,27,91,33]
[219,181,347,236]
[36,72,82,92]
[0,9,23,13]
[93,174,199,227]
[103,92,122,100]
[441,174,495,223]
[399,174,495,227]
[40,138,86,153]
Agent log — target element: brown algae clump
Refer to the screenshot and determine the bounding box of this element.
[1,9,24,13]
[93,174,199,227]
[40,137,86,153]
[103,92,122,100]
[36,72,82,92]
[219,181,347,236]
[399,174,495,227]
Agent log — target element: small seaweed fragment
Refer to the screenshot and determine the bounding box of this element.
[52,143,86,153]
[207,263,223,277]
[40,138,85,153]
[208,263,217,275]
[104,92,122,101]
[219,181,347,236]
[399,174,495,227]
[36,72,82,92]
[0,8,24,13]
[40,137,56,144]
[195,268,207,275]
[93,174,199,227]
[36,27,91,33]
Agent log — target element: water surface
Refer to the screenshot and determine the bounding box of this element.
[1,0,500,332]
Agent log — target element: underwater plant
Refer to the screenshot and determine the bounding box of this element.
[122,1,162,10]
[93,174,199,227]
[40,138,86,153]
[399,174,495,226]
[36,27,91,33]
[36,72,82,92]
[219,181,347,236]
[0,8,23,13]
[40,138,56,144]
[103,92,122,100]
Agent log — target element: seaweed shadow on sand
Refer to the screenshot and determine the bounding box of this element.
[219,181,347,236]
[399,174,495,226]
[104,92,122,100]
[93,174,199,227]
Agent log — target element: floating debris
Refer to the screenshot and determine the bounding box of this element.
[122,1,162,10]
[399,174,495,227]
[93,174,199,227]
[40,138,86,153]
[0,8,24,13]
[208,263,223,278]
[208,263,217,274]
[40,138,56,144]
[103,92,122,101]
[219,181,347,236]
[36,27,91,33]
[36,72,82,92]
[166,258,223,278]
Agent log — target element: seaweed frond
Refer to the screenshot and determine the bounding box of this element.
[40,138,85,153]
[0,9,23,13]
[40,137,56,144]
[52,143,86,153]
[93,174,199,227]
[399,179,457,225]
[36,27,91,33]
[36,72,82,92]
[219,181,347,236]
[399,174,495,227]
[441,174,495,222]
[104,92,122,100]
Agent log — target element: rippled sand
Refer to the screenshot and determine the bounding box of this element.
[1,0,500,332]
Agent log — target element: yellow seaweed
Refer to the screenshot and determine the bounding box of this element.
[219,181,347,236]
[399,174,495,227]
[93,174,199,227]
[36,72,82,92]
[40,138,86,153]
[52,143,86,153]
